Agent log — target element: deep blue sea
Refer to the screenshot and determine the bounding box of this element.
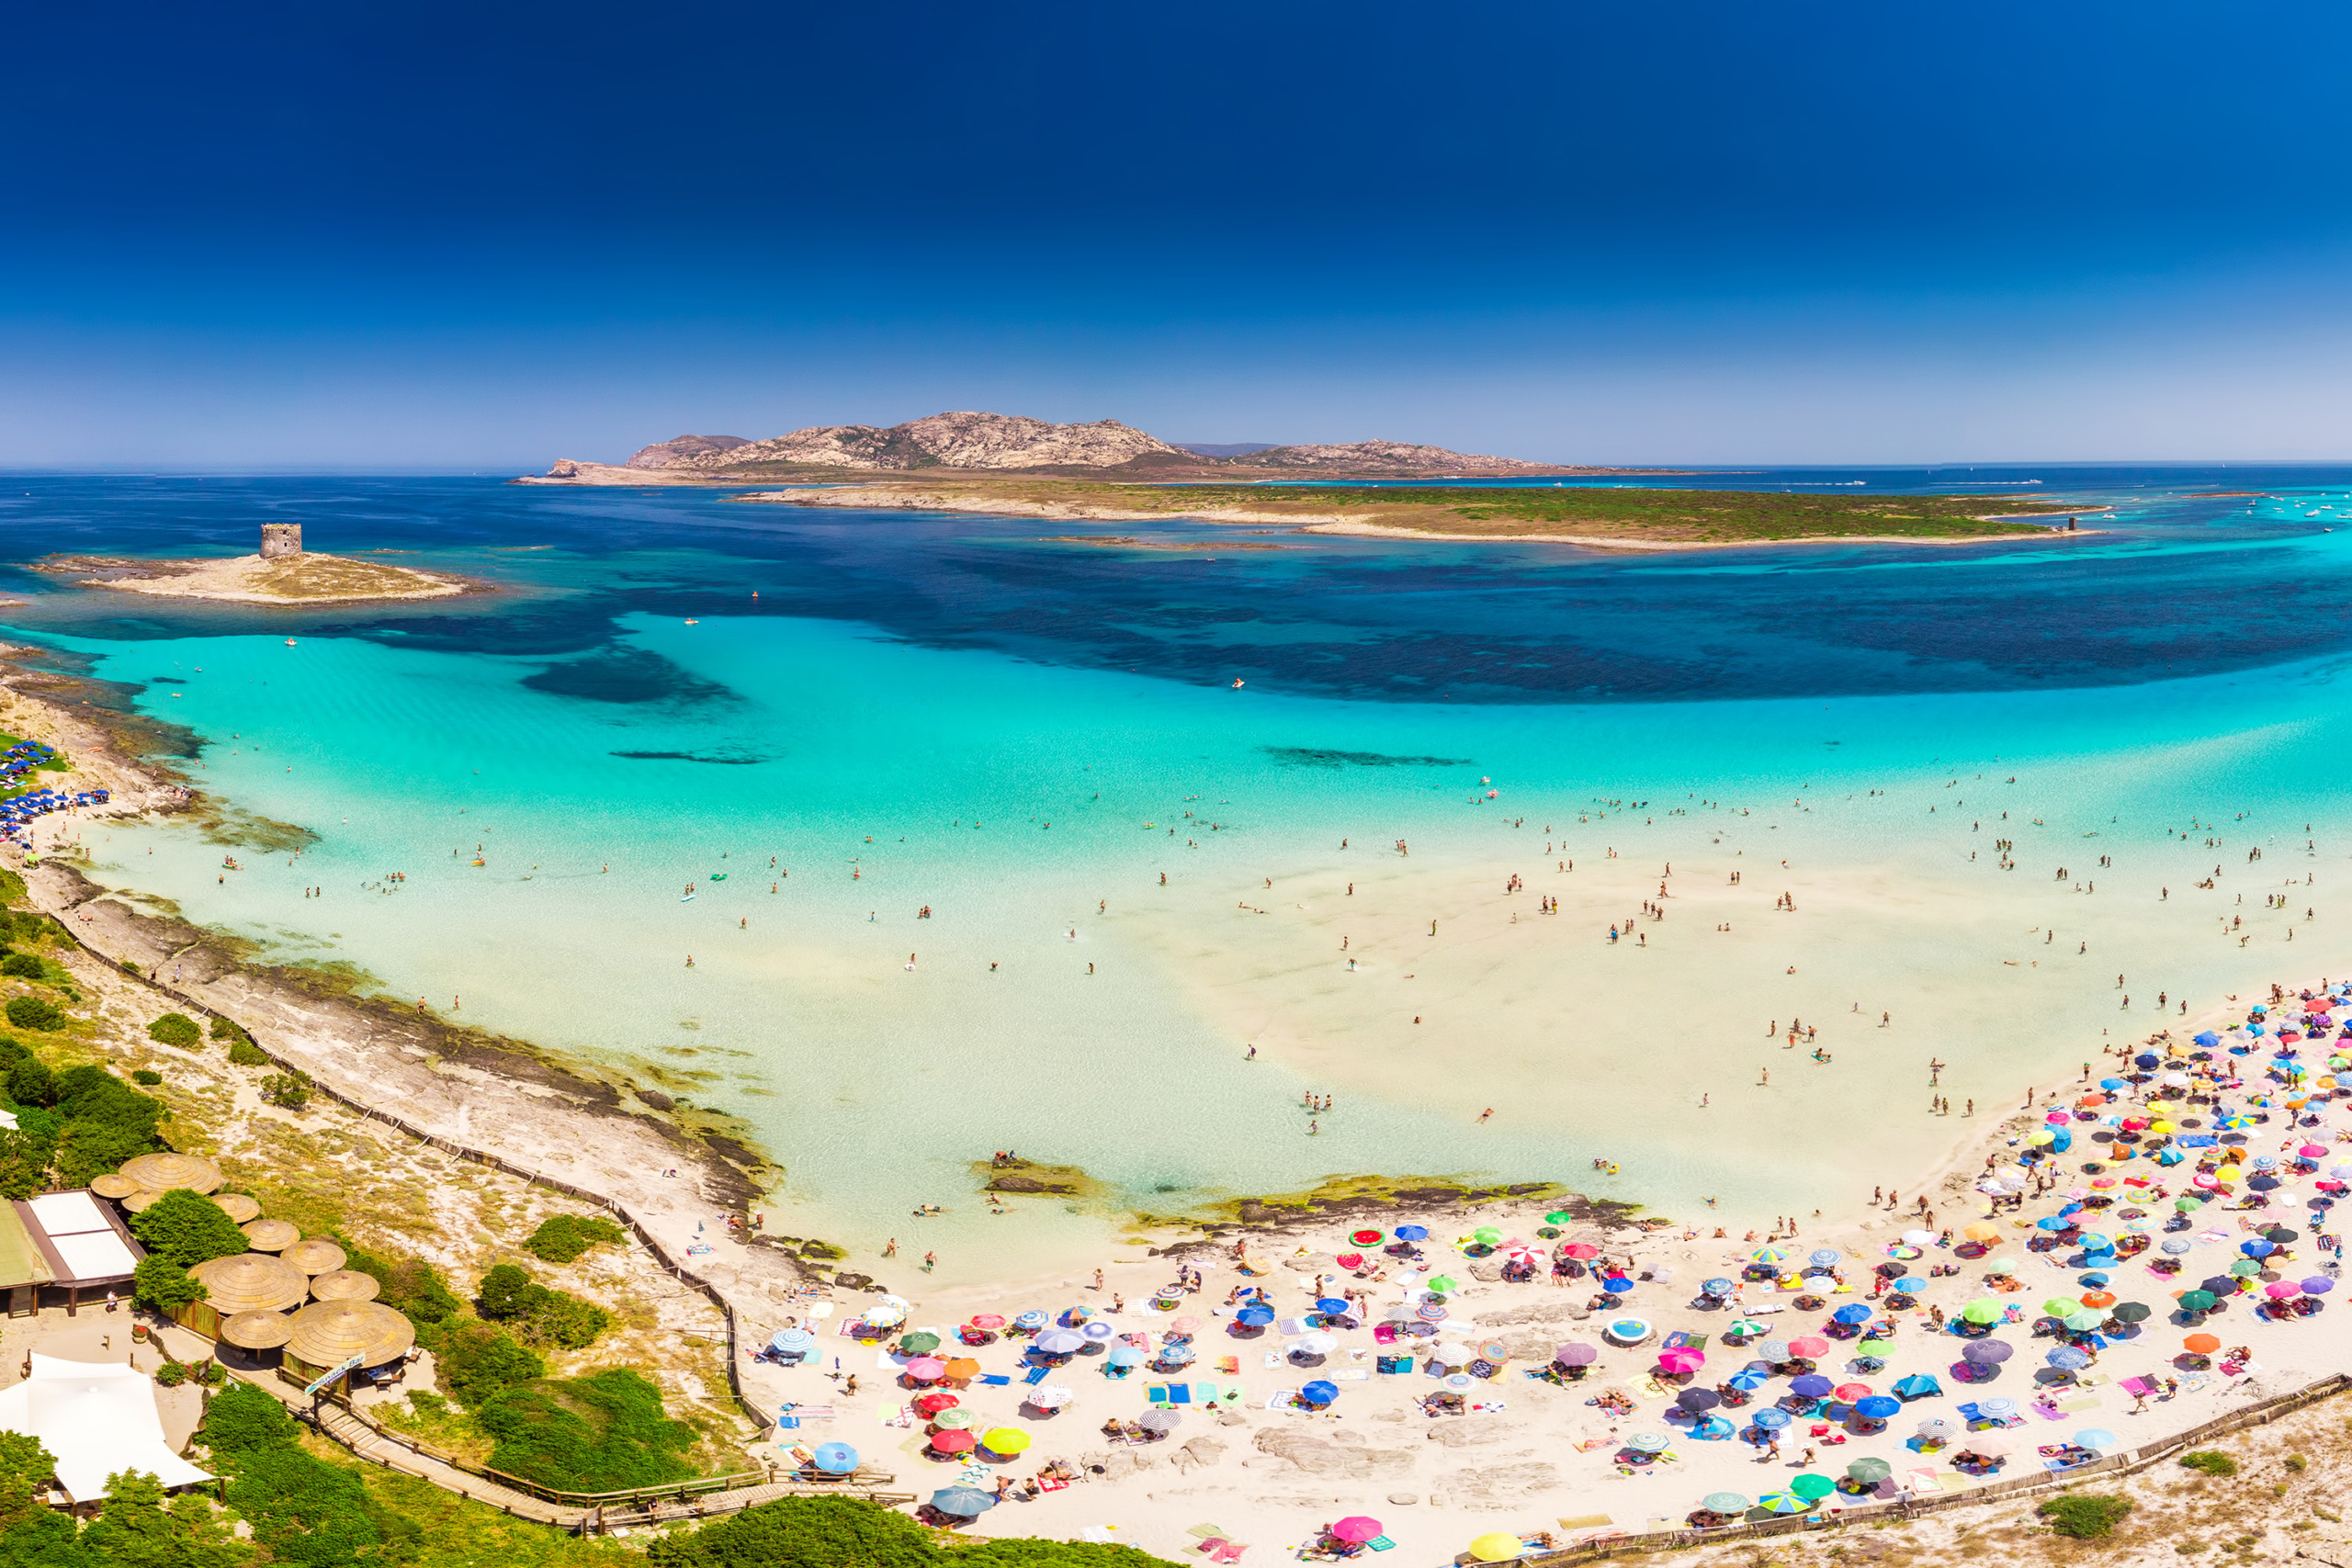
[6,466,2351,1275]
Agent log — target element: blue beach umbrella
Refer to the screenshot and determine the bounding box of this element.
[1625,1431,1670,1451]
[1831,1304,1872,1325]
[1106,1346,1146,1367]
[932,1487,996,1517]
[1012,1311,1047,1329]
[1702,1492,1751,1514]
[1894,1277,1928,1293]
[813,1442,859,1473]
[1300,1381,1339,1404]
[1395,1225,1428,1241]
[1692,1416,1736,1440]
[1702,1278,1735,1296]
[1892,1373,1941,1399]
[2075,1428,2118,1451]
[1751,1407,1792,1429]
[1807,1249,1841,1269]
[1979,1396,2018,1418]
[1756,1340,1792,1362]
[1790,1374,1833,1398]
[2098,1077,2125,1091]
[2242,1239,2276,1258]
[1314,1297,1351,1315]
[2046,1346,2091,1371]
[1237,1303,1275,1327]
[770,1327,815,1353]
[1758,1490,1809,1514]
[1600,1275,1635,1292]
[1854,1395,1901,1420]
[2035,1216,2071,1231]
[1727,1371,1769,1392]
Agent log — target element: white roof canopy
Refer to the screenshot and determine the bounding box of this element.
[0,1353,209,1502]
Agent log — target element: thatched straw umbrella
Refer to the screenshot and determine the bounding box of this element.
[308,1269,380,1303]
[210,1194,262,1224]
[283,1238,347,1277]
[219,1309,296,1350]
[120,1190,164,1213]
[119,1153,222,1195]
[241,1219,300,1253]
[286,1301,413,1372]
[190,1253,309,1315]
[89,1174,141,1200]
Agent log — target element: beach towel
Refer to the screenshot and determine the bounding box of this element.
[1036,1476,1069,1492]
[1278,1316,1313,1336]
[1629,1375,1669,1400]
[1023,1364,1050,1385]
[977,1374,1012,1385]
[1367,1537,1395,1551]
[1555,1516,1613,1531]
[1902,1468,1939,1494]
[1185,1525,1229,1540]
[1660,1331,1706,1350]
[1217,1357,1240,1375]
[1373,1325,1397,1345]
[2119,1376,2156,1396]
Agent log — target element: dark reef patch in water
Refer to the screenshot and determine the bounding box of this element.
[609,750,768,765]
[523,647,735,706]
[1263,747,1473,768]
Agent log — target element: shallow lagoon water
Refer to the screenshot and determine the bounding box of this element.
[10,468,2352,1277]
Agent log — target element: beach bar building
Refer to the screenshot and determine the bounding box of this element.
[0,1191,144,1317]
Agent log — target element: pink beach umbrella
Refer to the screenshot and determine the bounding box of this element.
[2264,1280,2301,1300]
[905,1357,945,1382]
[1832,1382,1873,1403]
[1561,1243,1600,1259]
[1331,1517,1383,1543]
[1657,1348,1704,1375]
[1788,1337,1831,1359]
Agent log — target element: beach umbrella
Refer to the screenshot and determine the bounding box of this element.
[1831,1303,1872,1325]
[1963,1432,2016,1457]
[1418,1304,1449,1323]
[1553,1343,1597,1366]
[1751,1407,1792,1429]
[1749,1247,1789,1264]
[1428,1275,1459,1293]
[1035,1329,1085,1354]
[1725,1318,1770,1337]
[1300,1380,1340,1405]
[1727,1370,1768,1392]
[2266,1227,2300,1244]
[1832,1382,1874,1403]
[1848,1457,1894,1484]
[2241,1239,2276,1258]
[1561,1243,1600,1259]
[1137,1408,1180,1432]
[1676,1388,1722,1413]
[1012,1311,1047,1329]
[2079,1289,2117,1309]
[863,1304,907,1328]
[912,1392,960,1415]
[928,1429,978,1453]
[1979,1394,2018,1418]
[931,1409,976,1430]
[981,1427,1032,1454]
[1293,1332,1339,1356]
[813,1442,859,1473]
[1395,1225,1429,1242]
[1237,1303,1275,1327]
[1314,1297,1351,1315]
[1756,1339,1792,1362]
[1962,1222,2001,1243]
[1916,1417,1956,1441]
[1894,1276,1928,1293]
[1961,1299,2003,1325]
[769,1328,815,1353]
[2109,1303,2151,1324]
[968,1314,1005,1332]
[1790,1374,1833,1398]
[2229,1260,2262,1278]
[2046,1346,2090,1371]
[1105,1346,1146,1368]
[1472,1226,1502,1247]
[1893,1373,1941,1399]
[1433,1340,1475,1364]
[2303,1278,2335,1294]
[1790,1473,1836,1501]
[2178,1291,2218,1312]
[1807,1248,1841,1269]
[2200,1274,2239,1295]
[1788,1337,1830,1359]
[1693,1416,1736,1441]
[1081,1320,1117,1341]
[899,1331,942,1355]
[2159,1239,2192,1255]
[1331,1517,1382,1544]
[1758,1491,1809,1514]
[1855,1396,1901,1420]
[1467,1532,1523,1562]
[1159,1343,1197,1366]
[2034,1217,2071,1233]
[1027,1385,1074,1409]
[1701,1493,1750,1515]
[1625,1431,1670,1451]
[1701,1278,1735,1296]
[1657,1348,1705,1375]
[931,1486,995,1517]
[2062,1311,2105,1333]
[2075,1428,2118,1451]
[1962,1338,2013,1365]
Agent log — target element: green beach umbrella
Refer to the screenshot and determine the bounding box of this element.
[2229,1259,2261,1277]
[2175,1196,2205,1212]
[1757,1491,1809,1514]
[1472,1227,1501,1246]
[2062,1311,2104,1332]
[1725,1318,1769,1337]
[1847,1457,1893,1484]
[1961,1298,2003,1325]
[1544,1212,1574,1225]
[1701,1492,1750,1514]
[2178,1290,2217,1310]
[1789,1473,1836,1500]
[2040,1298,2081,1318]
[929,1408,976,1429]
[899,1331,942,1355]
[1857,1337,1895,1357]
[1428,1276,1458,1293]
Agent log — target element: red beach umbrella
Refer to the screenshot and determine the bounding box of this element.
[913,1392,960,1415]
[928,1429,978,1453]
[1788,1337,1830,1359]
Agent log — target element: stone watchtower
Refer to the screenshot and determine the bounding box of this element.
[258,524,303,559]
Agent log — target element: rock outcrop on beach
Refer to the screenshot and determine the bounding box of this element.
[635,412,1185,473]
[625,434,752,468]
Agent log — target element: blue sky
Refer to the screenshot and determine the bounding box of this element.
[6,0,2350,468]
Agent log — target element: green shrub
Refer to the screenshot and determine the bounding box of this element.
[258,1071,311,1111]
[131,1255,207,1314]
[522,1213,626,1264]
[209,1015,243,1042]
[153,1360,187,1387]
[2041,1494,2134,1540]
[131,1068,163,1087]
[198,1382,390,1566]
[477,1263,609,1349]
[226,1039,268,1067]
[5,1056,53,1109]
[648,1495,1176,1568]
[0,956,42,981]
[343,1247,464,1325]
[49,1067,164,1189]
[3,998,63,1032]
[476,1369,696,1494]
[2286,1453,2308,1472]
[146,1013,201,1048]
[130,1188,252,1269]
[429,1322,545,1408]
[2181,1450,2238,1477]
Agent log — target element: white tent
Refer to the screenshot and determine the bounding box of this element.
[0,1353,210,1502]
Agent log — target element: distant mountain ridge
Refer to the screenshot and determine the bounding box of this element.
[614,412,1556,476]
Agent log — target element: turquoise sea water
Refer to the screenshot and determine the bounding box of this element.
[10,469,2352,1275]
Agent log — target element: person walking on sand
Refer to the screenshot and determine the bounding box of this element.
[1093,1269,1104,1291]
[884,1238,898,1258]
[923,1251,936,1272]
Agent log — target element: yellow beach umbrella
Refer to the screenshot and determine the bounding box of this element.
[981,1427,1031,1454]
[1469,1532,1523,1562]
[1962,1222,1999,1244]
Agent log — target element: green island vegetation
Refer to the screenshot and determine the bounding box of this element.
[2039,1492,2136,1539]
[752,478,2086,544]
[649,1495,1173,1568]
[525,1211,628,1263]
[2180,1449,2240,1477]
